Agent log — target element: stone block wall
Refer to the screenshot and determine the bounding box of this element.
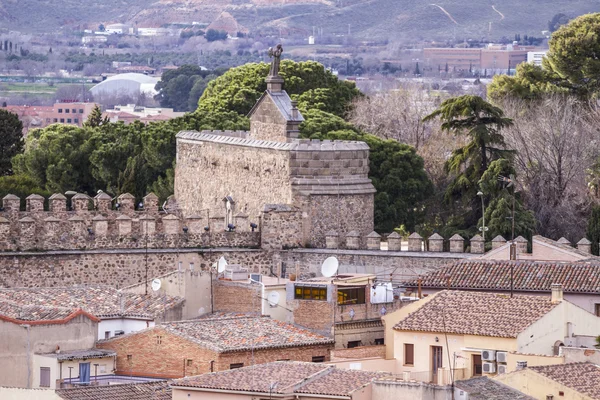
[289,140,371,179]
[0,193,260,252]
[260,204,304,250]
[175,135,293,226]
[249,94,289,143]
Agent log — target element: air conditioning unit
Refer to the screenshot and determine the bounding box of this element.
[497,364,508,374]
[482,361,496,374]
[481,350,496,361]
[250,274,262,282]
[496,351,508,363]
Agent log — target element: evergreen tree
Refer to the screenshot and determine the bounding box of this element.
[586,205,600,255]
[83,105,108,128]
[445,63,449,73]
[414,62,420,76]
[0,109,23,176]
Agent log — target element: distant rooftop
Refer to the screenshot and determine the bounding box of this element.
[529,363,600,399]
[403,259,600,293]
[103,315,334,352]
[393,290,558,338]
[56,380,171,400]
[0,285,184,320]
[455,376,534,399]
[37,348,116,361]
[172,361,388,397]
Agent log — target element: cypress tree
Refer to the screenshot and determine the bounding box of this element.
[586,205,600,255]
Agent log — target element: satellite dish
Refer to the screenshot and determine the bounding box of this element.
[151,279,162,292]
[321,256,339,278]
[217,256,228,273]
[267,291,280,307]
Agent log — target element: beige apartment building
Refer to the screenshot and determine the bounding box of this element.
[3,102,97,134]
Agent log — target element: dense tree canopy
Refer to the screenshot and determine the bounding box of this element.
[0,109,24,176]
[489,13,600,100]
[155,65,223,112]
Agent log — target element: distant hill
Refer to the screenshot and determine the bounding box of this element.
[1,0,598,41]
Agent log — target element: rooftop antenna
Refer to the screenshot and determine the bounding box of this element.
[267,291,280,308]
[321,256,339,278]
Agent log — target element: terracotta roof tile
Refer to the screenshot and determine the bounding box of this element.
[393,290,558,338]
[529,363,600,399]
[162,315,334,352]
[0,285,183,319]
[56,380,171,400]
[455,376,534,399]
[172,361,387,397]
[403,260,600,293]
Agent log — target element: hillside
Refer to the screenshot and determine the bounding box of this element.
[1,0,598,40]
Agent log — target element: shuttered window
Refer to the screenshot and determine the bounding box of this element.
[404,343,414,365]
[40,367,51,387]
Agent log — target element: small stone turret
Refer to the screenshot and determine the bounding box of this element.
[491,235,506,250]
[325,231,339,249]
[2,194,20,213]
[408,232,423,252]
[557,237,571,246]
[49,193,67,213]
[72,193,91,212]
[387,231,402,251]
[26,194,44,212]
[470,234,485,254]
[428,233,444,252]
[449,234,464,253]
[345,231,360,250]
[514,236,528,254]
[94,192,112,213]
[366,231,381,250]
[577,238,592,254]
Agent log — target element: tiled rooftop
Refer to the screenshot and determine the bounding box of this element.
[0,285,184,319]
[162,315,334,352]
[455,376,534,399]
[403,260,600,293]
[56,380,171,400]
[172,361,387,397]
[0,301,77,322]
[529,363,600,399]
[393,290,558,338]
[38,349,116,361]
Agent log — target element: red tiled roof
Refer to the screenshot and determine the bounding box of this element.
[0,300,99,325]
[56,380,171,400]
[403,260,600,293]
[172,361,388,397]
[393,290,558,338]
[0,285,184,319]
[162,315,334,352]
[529,363,600,399]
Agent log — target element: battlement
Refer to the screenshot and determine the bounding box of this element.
[0,192,260,252]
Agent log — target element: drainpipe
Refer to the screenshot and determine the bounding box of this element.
[22,324,31,388]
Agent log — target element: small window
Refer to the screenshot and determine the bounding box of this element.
[404,343,414,365]
[189,262,194,271]
[65,109,70,113]
[127,355,132,361]
[58,108,63,113]
[156,335,162,344]
[229,363,244,369]
[312,356,325,363]
[53,118,58,123]
[72,109,76,113]
[277,359,290,361]
[559,392,565,397]
[67,118,72,123]
[338,287,366,305]
[595,304,600,317]
[347,340,362,348]
[375,338,384,345]
[294,285,327,300]
[186,359,193,367]
[40,367,51,387]
[60,118,64,123]
[74,118,79,123]
[79,109,84,113]
[104,331,110,339]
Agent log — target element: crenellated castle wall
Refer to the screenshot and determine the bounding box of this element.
[0,192,260,252]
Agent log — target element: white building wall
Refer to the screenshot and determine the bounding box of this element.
[99,318,154,339]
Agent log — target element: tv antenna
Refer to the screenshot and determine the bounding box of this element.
[267,291,280,307]
[217,256,228,273]
[321,256,339,278]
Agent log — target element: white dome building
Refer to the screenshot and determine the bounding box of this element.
[90,73,160,100]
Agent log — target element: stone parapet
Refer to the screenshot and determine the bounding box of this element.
[449,234,464,253]
[387,232,402,251]
[470,234,485,254]
[428,233,443,252]
[0,193,261,252]
[408,232,423,252]
[366,231,381,250]
[325,231,339,249]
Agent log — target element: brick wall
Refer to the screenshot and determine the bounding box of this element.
[331,345,386,360]
[97,327,332,378]
[288,297,335,337]
[213,280,262,314]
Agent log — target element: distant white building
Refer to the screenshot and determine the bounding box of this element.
[105,23,131,35]
[90,73,160,99]
[82,36,107,45]
[528,51,548,67]
[137,27,171,37]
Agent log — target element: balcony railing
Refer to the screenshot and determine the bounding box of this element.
[58,374,166,388]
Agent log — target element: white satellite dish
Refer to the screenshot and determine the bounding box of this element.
[151,278,162,292]
[267,291,280,307]
[321,256,339,278]
[217,256,228,273]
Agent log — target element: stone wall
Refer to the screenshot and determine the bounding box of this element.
[249,94,288,142]
[175,135,293,225]
[0,249,272,288]
[0,194,259,252]
[260,204,305,249]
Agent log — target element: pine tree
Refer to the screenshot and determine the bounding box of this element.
[84,105,108,127]
[586,205,600,255]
